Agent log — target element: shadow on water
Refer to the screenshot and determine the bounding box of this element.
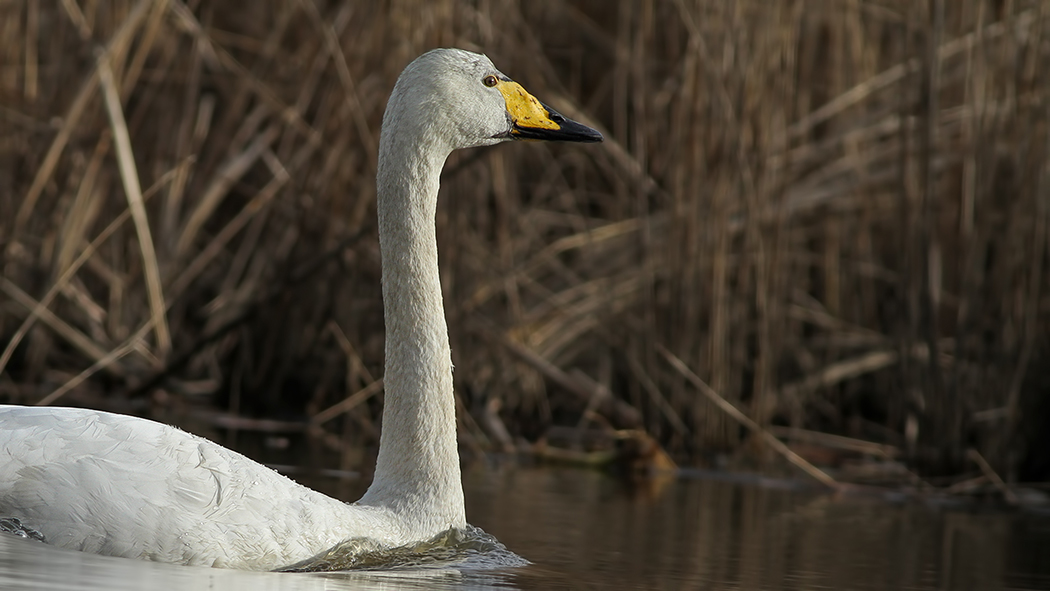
[3,462,1050,590]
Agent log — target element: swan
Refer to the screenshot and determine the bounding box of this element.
[0,48,601,571]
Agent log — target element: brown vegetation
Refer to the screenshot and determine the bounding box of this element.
[1,1,1048,485]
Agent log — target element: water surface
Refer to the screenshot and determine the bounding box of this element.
[2,461,1048,590]
[466,465,1050,590]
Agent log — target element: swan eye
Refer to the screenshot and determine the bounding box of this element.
[483,75,498,88]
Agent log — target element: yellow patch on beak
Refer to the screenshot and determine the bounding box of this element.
[498,81,561,132]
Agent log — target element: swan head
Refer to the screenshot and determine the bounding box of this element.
[383,48,602,153]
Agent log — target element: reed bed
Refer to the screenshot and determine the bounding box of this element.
[1,0,1048,484]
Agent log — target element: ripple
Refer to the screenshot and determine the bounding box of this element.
[279,524,529,573]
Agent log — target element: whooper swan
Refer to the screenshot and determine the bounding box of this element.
[0,48,601,571]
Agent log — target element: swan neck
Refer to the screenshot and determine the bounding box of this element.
[363,125,464,530]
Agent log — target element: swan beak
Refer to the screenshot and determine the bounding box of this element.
[499,81,603,143]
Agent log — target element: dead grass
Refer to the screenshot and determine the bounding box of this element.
[1,0,1048,482]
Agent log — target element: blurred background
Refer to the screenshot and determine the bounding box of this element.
[1,0,1048,488]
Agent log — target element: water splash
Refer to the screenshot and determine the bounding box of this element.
[0,517,46,543]
[279,524,528,572]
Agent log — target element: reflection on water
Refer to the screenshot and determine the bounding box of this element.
[2,461,1049,590]
[0,532,518,591]
[467,464,1050,590]
[280,524,527,572]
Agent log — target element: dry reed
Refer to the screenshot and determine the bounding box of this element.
[1,0,1048,483]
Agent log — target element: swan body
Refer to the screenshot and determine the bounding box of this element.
[0,405,395,568]
[0,48,600,571]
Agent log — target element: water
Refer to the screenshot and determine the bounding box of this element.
[278,525,527,572]
[2,461,1049,590]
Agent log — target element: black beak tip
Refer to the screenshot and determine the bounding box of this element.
[515,103,603,143]
[578,126,604,143]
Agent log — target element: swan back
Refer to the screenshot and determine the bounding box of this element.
[0,405,395,569]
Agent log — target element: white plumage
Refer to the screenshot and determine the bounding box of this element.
[0,405,395,568]
[0,48,600,571]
